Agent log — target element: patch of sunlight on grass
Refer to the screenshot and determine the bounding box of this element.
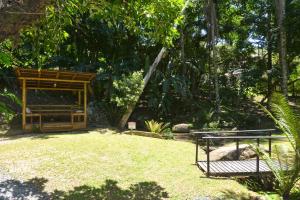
[0,130,253,199]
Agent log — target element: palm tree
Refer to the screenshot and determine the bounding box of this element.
[260,93,300,200]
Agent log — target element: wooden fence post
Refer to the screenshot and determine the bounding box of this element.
[195,136,199,164]
[84,83,87,128]
[256,138,260,176]
[269,131,272,156]
[207,139,210,177]
[22,79,26,130]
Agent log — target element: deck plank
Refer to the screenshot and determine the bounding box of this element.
[197,160,279,176]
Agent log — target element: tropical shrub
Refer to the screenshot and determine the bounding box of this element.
[161,129,174,140]
[111,71,144,111]
[0,90,21,122]
[0,39,14,68]
[259,93,300,200]
[0,41,21,123]
[145,120,170,134]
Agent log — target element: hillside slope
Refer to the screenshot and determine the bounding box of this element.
[0,0,50,41]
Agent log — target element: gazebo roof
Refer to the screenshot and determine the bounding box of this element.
[15,68,96,91]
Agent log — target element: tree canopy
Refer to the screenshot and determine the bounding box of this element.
[0,0,300,128]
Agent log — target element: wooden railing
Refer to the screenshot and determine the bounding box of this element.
[194,129,285,177]
[193,129,277,164]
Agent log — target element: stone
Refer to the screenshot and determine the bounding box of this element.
[201,146,218,153]
[172,123,190,133]
[209,144,259,161]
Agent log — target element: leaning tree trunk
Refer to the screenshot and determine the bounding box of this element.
[118,48,167,129]
[118,0,191,129]
[275,0,288,97]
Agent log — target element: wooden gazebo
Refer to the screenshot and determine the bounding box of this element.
[15,68,96,132]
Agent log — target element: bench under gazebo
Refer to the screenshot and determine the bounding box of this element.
[15,68,96,132]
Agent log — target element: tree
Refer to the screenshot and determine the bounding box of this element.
[275,0,288,97]
[118,47,167,129]
[3,0,300,130]
[206,0,220,116]
[266,0,274,105]
[118,0,191,129]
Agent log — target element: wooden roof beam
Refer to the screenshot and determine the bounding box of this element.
[18,77,90,83]
[27,87,84,91]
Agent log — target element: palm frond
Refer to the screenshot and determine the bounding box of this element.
[258,92,300,197]
[145,120,170,134]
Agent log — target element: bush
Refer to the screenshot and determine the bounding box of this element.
[145,120,170,134]
[111,71,144,110]
[0,90,21,123]
[161,129,174,139]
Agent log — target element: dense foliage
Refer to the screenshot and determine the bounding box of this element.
[0,40,21,122]
[0,0,300,129]
[111,71,144,110]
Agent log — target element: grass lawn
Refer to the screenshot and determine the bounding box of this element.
[0,129,264,199]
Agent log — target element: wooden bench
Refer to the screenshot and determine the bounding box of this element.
[26,113,42,130]
[26,105,85,132]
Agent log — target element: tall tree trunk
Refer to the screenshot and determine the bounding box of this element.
[180,28,186,74]
[267,3,273,106]
[207,0,220,116]
[207,43,213,100]
[275,0,288,97]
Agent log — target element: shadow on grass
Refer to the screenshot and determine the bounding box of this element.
[0,177,168,200]
[0,177,51,200]
[0,127,118,141]
[0,130,59,141]
[219,190,260,200]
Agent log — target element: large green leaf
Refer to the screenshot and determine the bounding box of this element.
[0,51,13,67]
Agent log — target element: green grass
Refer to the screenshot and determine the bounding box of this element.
[0,129,260,199]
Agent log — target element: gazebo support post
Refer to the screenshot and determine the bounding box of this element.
[78,91,81,106]
[84,83,87,128]
[22,79,27,131]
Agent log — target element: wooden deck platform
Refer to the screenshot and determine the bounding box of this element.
[194,133,287,177]
[197,160,280,176]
